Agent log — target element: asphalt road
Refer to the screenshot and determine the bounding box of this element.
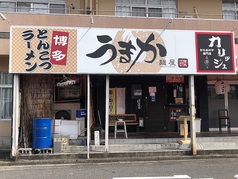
[0,158,237,179]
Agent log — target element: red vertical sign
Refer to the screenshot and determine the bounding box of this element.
[50,31,69,66]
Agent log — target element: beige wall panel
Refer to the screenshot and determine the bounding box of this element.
[0,20,11,32]
[0,39,9,55]
[0,121,11,136]
[172,19,212,31]
[0,57,9,72]
[97,0,115,15]
[92,16,176,30]
[210,20,235,31]
[178,0,222,19]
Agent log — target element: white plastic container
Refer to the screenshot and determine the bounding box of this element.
[195,118,202,132]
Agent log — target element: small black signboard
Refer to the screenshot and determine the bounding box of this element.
[196,32,235,74]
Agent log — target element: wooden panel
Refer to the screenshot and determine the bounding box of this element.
[109,114,137,123]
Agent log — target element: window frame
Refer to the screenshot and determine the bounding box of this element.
[115,0,177,18]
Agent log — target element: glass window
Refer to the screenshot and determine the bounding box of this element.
[163,8,176,18]
[222,2,235,8]
[2,73,12,85]
[116,0,177,18]
[223,10,236,20]
[50,4,65,14]
[116,0,129,4]
[228,85,238,99]
[0,32,10,39]
[162,0,176,6]
[222,1,238,20]
[131,0,145,5]
[208,85,224,99]
[14,1,66,14]
[32,3,48,13]
[208,84,238,99]
[148,0,161,5]
[0,2,16,12]
[17,2,31,12]
[132,7,146,17]
[116,6,131,16]
[0,73,12,120]
[148,8,162,17]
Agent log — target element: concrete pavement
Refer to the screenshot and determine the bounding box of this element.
[1,148,238,166]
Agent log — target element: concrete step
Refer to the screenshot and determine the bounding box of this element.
[63,142,191,153]
[70,138,183,145]
[62,137,238,152]
[196,136,238,142]
[70,136,238,146]
[197,141,238,150]
[64,141,238,152]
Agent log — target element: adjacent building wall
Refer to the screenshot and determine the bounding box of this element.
[177,0,222,19]
[0,56,11,148]
[97,0,115,15]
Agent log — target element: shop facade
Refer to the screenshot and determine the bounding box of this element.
[8,21,236,157]
[0,11,238,157]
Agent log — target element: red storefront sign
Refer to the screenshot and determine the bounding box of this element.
[166,75,184,83]
[50,31,69,66]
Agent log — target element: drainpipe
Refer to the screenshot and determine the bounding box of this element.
[189,75,197,155]
[87,74,90,159]
[105,75,109,151]
[12,74,20,158]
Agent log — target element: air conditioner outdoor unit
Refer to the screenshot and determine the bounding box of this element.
[54,103,80,120]
[55,110,71,120]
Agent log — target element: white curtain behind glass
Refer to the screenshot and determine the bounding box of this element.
[131,0,145,5]
[17,2,31,12]
[0,73,13,120]
[1,88,12,120]
[132,7,146,17]
[223,10,236,20]
[0,2,16,12]
[163,8,176,18]
[162,0,176,6]
[32,3,48,13]
[116,6,130,16]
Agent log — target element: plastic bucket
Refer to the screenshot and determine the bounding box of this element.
[82,139,87,146]
[32,118,52,149]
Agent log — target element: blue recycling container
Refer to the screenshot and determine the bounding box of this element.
[76,109,87,118]
[32,118,52,149]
